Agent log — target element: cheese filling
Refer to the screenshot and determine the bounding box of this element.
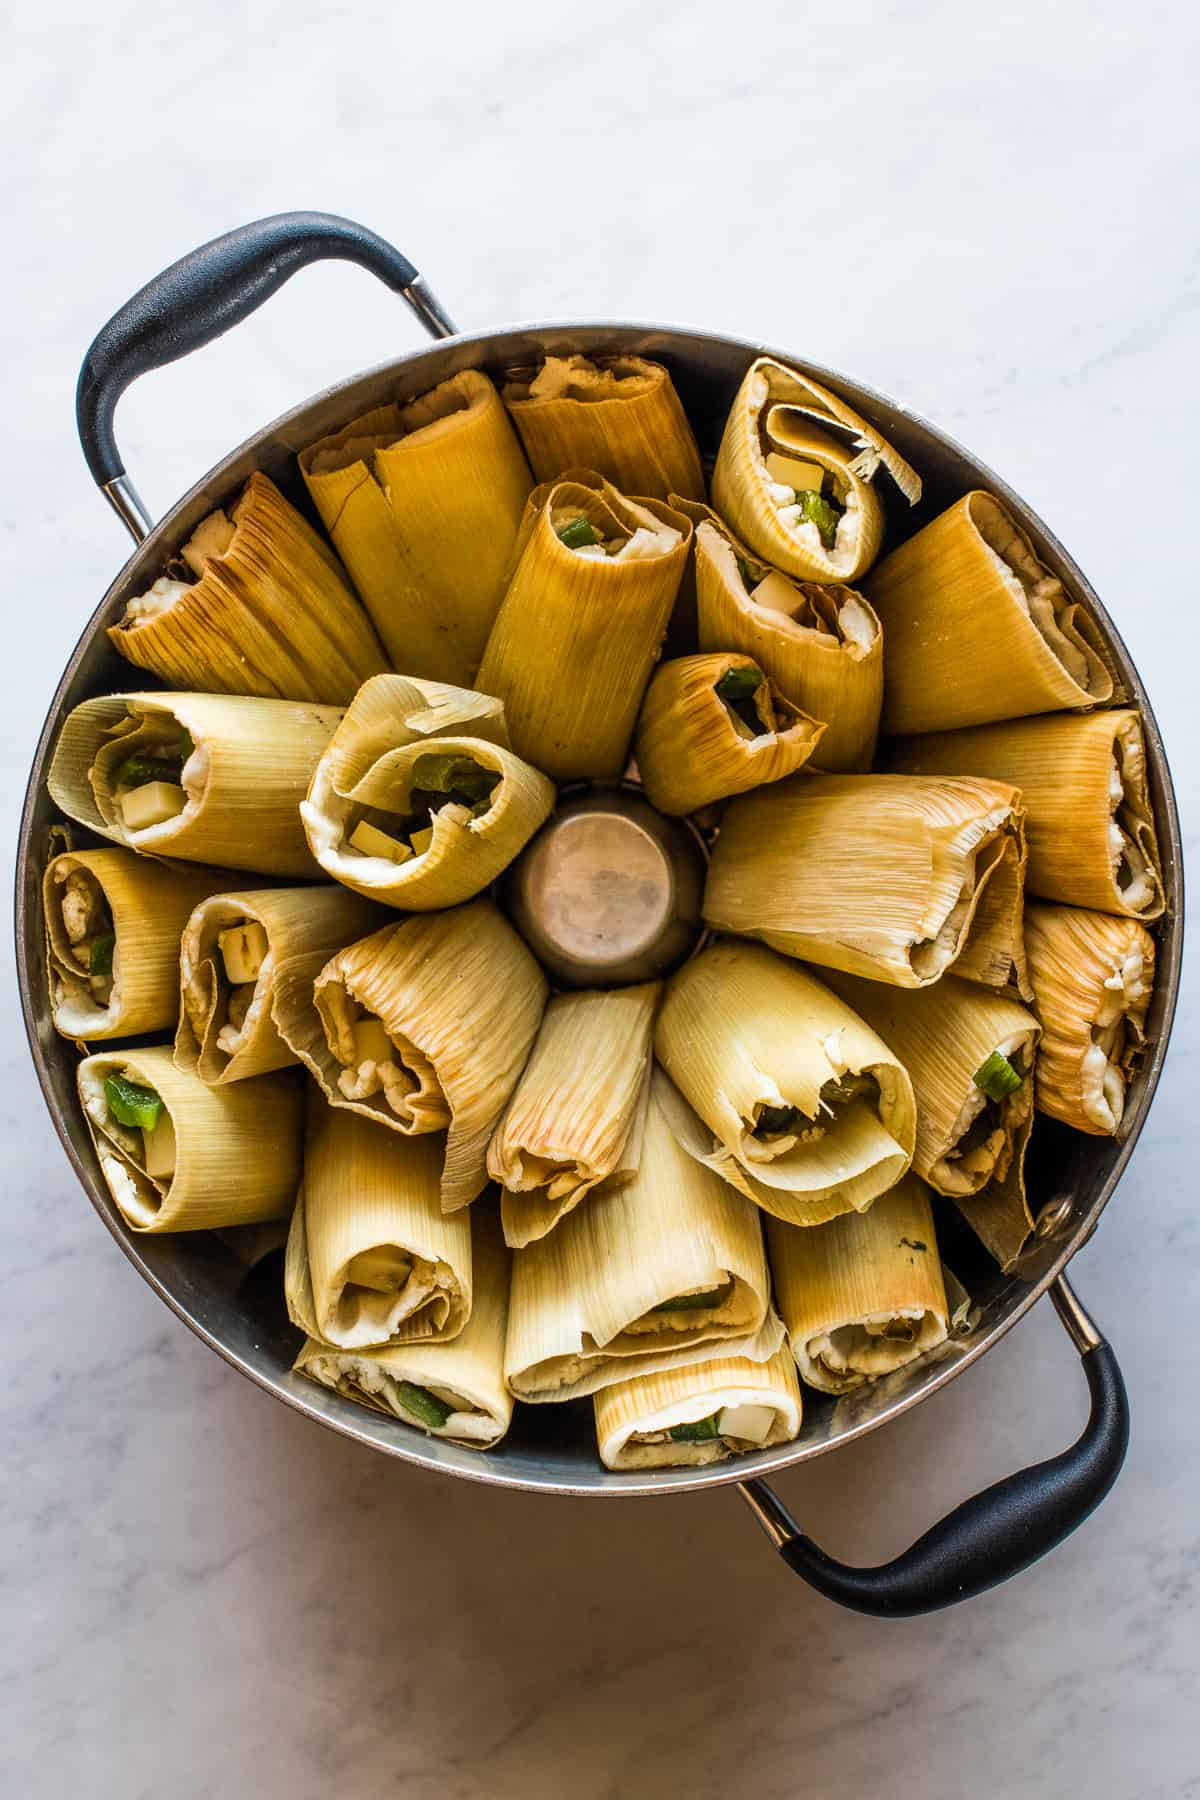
[318,985,451,1129]
[747,569,878,655]
[932,1033,1033,1194]
[57,866,116,1008]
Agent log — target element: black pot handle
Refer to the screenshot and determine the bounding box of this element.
[76,210,457,541]
[739,1274,1128,1617]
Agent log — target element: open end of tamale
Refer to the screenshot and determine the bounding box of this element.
[968,493,1111,699]
[317,982,452,1130]
[50,862,116,1015]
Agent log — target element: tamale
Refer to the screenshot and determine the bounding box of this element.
[488,982,659,1248]
[505,1074,782,1403]
[704,773,1029,992]
[77,1045,302,1233]
[476,473,691,780]
[1024,902,1155,1135]
[501,353,705,501]
[711,356,921,583]
[594,1347,802,1470]
[768,1176,953,1394]
[285,1103,470,1349]
[633,652,824,817]
[107,472,387,703]
[295,1202,512,1448]
[654,942,916,1227]
[864,492,1113,734]
[889,710,1163,920]
[176,884,386,1084]
[298,370,532,684]
[47,691,341,877]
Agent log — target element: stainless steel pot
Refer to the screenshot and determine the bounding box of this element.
[16,213,1184,1616]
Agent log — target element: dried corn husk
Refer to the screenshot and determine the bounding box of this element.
[825,972,1040,1270]
[285,1102,471,1350]
[633,652,825,816]
[42,848,239,1041]
[704,773,1029,992]
[505,1074,782,1402]
[889,710,1163,921]
[298,371,532,684]
[711,356,920,583]
[489,982,659,1248]
[47,691,341,876]
[77,1044,301,1232]
[1024,902,1155,1135]
[477,474,691,779]
[107,472,388,703]
[768,1176,952,1394]
[687,509,882,771]
[865,491,1113,734]
[594,1346,802,1470]
[176,884,385,1084]
[275,900,547,1212]
[501,353,705,501]
[294,1202,512,1448]
[654,942,915,1226]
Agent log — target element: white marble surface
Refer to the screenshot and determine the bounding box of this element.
[3,3,1198,1795]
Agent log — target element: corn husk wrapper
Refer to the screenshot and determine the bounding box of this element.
[768,1176,952,1395]
[654,942,916,1226]
[633,652,825,816]
[710,356,921,583]
[176,884,386,1084]
[865,492,1113,734]
[825,972,1041,1270]
[505,1075,782,1402]
[477,474,691,780]
[889,710,1163,921]
[285,1103,471,1350]
[684,508,882,772]
[106,473,388,703]
[77,1044,302,1233]
[298,371,532,684]
[275,901,547,1212]
[43,848,240,1041]
[1024,902,1155,1136]
[501,353,705,502]
[594,1347,802,1471]
[47,691,340,877]
[489,983,659,1248]
[705,773,1029,993]
[294,1203,512,1448]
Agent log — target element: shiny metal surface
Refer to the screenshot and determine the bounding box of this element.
[400,276,458,342]
[15,316,1184,1497]
[101,473,153,544]
[1050,1275,1105,1355]
[503,786,706,987]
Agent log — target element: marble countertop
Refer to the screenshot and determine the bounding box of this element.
[4,2,1197,1795]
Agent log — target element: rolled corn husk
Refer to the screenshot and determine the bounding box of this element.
[824,971,1041,1270]
[888,710,1164,921]
[654,942,916,1227]
[285,1102,471,1350]
[864,491,1113,734]
[274,900,547,1213]
[106,472,388,703]
[686,507,883,772]
[710,356,921,583]
[298,370,532,684]
[501,353,705,502]
[594,1346,802,1470]
[489,982,659,1248]
[47,691,341,877]
[505,1074,782,1402]
[42,848,239,1041]
[476,473,691,780]
[294,1202,512,1448]
[300,673,553,910]
[176,884,386,1084]
[77,1044,302,1233]
[1024,902,1155,1135]
[704,773,1029,992]
[633,652,825,816]
[768,1176,952,1394]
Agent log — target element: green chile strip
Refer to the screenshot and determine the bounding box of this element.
[973,1051,1023,1103]
[557,517,599,550]
[795,487,843,549]
[89,933,116,978]
[715,665,765,736]
[395,1381,452,1429]
[668,1413,722,1442]
[105,1072,163,1132]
